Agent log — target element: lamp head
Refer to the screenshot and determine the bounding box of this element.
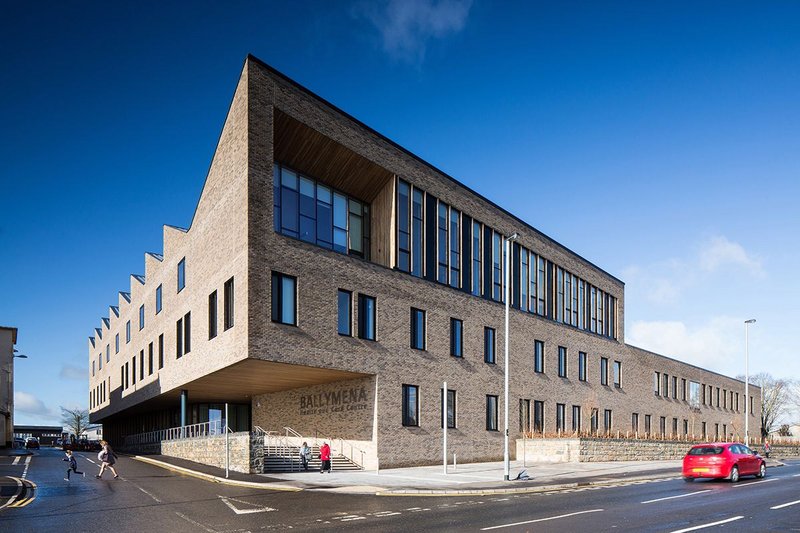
[14,354,28,359]
[745,319,756,324]
[508,233,519,241]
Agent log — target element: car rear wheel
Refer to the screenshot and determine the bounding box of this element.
[757,462,766,478]
[729,465,739,483]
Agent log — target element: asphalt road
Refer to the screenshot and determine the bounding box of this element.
[1,448,798,532]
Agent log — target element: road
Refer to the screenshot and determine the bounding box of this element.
[1,448,798,532]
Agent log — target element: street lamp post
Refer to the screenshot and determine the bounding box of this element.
[744,319,756,447]
[503,233,519,482]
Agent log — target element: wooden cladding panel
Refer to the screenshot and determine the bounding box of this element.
[370,176,395,269]
[274,110,392,202]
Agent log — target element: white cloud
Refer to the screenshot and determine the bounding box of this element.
[698,235,763,276]
[357,0,472,63]
[627,317,744,377]
[15,390,59,420]
[59,364,85,381]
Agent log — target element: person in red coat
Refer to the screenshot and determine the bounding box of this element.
[319,442,331,474]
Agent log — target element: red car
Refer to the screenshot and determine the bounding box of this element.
[682,442,766,482]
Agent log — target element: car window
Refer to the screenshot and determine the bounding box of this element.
[740,445,753,455]
[688,446,724,455]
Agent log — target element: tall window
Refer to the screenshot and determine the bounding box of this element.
[578,351,587,381]
[673,376,678,399]
[572,405,581,432]
[402,384,418,427]
[148,342,154,375]
[682,378,687,401]
[158,333,164,369]
[600,357,609,386]
[590,408,599,433]
[645,414,652,434]
[337,290,351,336]
[484,327,495,364]
[271,272,297,325]
[492,232,502,301]
[449,208,460,288]
[106,344,110,363]
[450,318,463,357]
[556,403,565,432]
[131,357,135,384]
[632,413,639,433]
[558,346,567,378]
[663,374,670,398]
[156,284,162,314]
[139,349,144,380]
[660,417,667,436]
[277,164,370,258]
[358,294,376,341]
[177,257,186,292]
[534,340,544,373]
[471,220,481,295]
[437,201,449,284]
[183,312,191,355]
[533,400,544,433]
[486,395,498,431]
[126,320,131,343]
[613,360,621,388]
[397,180,410,271]
[412,189,424,277]
[520,248,528,312]
[115,333,119,354]
[654,372,660,396]
[208,290,218,340]
[410,308,426,350]
[224,277,234,330]
[442,388,456,429]
[176,317,183,358]
[604,409,612,433]
[139,304,145,330]
[536,256,546,315]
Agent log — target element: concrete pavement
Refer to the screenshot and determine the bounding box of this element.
[130,454,787,496]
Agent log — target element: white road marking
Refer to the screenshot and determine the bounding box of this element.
[175,511,217,532]
[671,516,743,532]
[340,516,366,521]
[22,456,31,479]
[480,509,604,530]
[792,473,800,477]
[129,482,162,503]
[771,499,800,510]
[12,456,20,465]
[641,490,711,504]
[0,477,23,510]
[219,495,276,515]
[732,478,777,488]
[371,511,402,517]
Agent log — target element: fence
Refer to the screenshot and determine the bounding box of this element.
[123,420,226,449]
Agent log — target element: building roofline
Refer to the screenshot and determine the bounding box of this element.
[0,326,17,344]
[626,343,757,388]
[245,54,624,286]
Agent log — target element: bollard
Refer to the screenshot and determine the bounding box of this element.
[453,453,457,471]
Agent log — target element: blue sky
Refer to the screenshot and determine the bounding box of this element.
[2,1,798,426]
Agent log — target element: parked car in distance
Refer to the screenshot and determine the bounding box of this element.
[13,438,26,449]
[682,442,766,482]
[24,437,40,449]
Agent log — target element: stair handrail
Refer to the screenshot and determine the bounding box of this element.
[312,433,366,470]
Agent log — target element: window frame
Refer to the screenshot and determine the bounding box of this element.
[450,318,463,358]
[208,290,218,340]
[224,277,235,330]
[410,308,426,350]
[534,340,545,373]
[486,395,499,431]
[484,327,496,364]
[402,384,419,427]
[557,346,567,378]
[337,289,352,336]
[177,257,186,292]
[357,293,376,341]
[271,272,298,326]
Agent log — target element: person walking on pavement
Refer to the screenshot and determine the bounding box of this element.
[300,441,311,471]
[96,440,119,479]
[63,450,85,481]
[319,442,331,474]
[763,440,771,458]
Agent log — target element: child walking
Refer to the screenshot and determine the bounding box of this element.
[63,450,85,481]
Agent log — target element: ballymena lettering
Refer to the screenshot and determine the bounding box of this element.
[300,387,368,410]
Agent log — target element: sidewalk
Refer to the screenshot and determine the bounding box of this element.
[128,454,788,496]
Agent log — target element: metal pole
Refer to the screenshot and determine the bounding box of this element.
[503,233,517,482]
[744,319,755,447]
[443,381,447,475]
[225,402,229,478]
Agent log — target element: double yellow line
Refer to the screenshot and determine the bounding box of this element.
[1,476,37,509]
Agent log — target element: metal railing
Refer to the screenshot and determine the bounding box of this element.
[256,427,366,471]
[124,420,226,448]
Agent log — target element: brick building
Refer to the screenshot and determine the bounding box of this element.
[88,56,759,468]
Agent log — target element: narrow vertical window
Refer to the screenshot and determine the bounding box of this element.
[600,357,609,386]
[484,327,495,364]
[471,220,481,295]
[613,361,621,388]
[176,317,183,358]
[299,176,316,243]
[441,388,456,429]
[106,344,110,363]
[533,400,544,433]
[337,290,352,336]
[402,384,419,427]
[437,202,449,284]
[556,403,565,432]
[534,340,544,373]
[486,395,498,431]
[177,257,186,292]
[115,333,119,354]
[156,284,162,314]
[224,277,234,330]
[316,183,333,248]
[126,320,131,343]
[537,256,546,314]
[449,208,460,288]
[450,318,463,357]
[519,399,531,432]
[158,333,164,369]
[492,231,502,301]
[271,272,297,325]
[410,308,426,350]
[209,290,218,340]
[139,304,145,330]
[590,408,599,433]
[520,248,528,312]
[645,415,652,434]
[412,188,424,277]
[397,180,410,272]
[578,351,587,381]
[183,312,191,354]
[124,362,129,389]
[654,372,660,395]
[148,342,154,375]
[139,349,144,380]
[358,294,376,341]
[131,356,136,384]
[558,346,567,378]
[604,409,612,433]
[673,376,678,399]
[632,413,639,433]
[572,405,581,432]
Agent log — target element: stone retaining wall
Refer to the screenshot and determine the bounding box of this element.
[771,444,800,458]
[161,432,252,473]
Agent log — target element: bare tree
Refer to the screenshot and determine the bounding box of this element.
[61,406,90,438]
[738,373,797,438]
